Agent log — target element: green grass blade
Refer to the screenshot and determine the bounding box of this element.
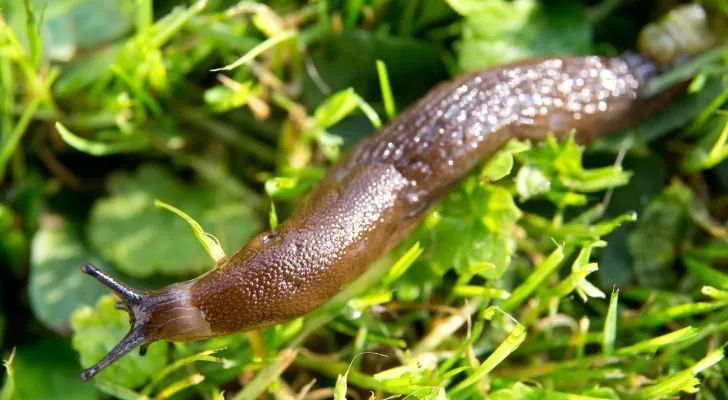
[142,349,232,395]
[602,289,618,355]
[449,307,527,395]
[501,245,565,312]
[232,349,298,400]
[54,122,151,156]
[376,60,397,120]
[155,374,204,399]
[154,199,226,263]
[94,379,149,400]
[0,95,41,181]
[616,326,698,356]
[212,30,297,72]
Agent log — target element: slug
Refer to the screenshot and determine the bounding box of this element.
[79,5,720,381]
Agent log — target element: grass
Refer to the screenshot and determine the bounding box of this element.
[1,0,728,399]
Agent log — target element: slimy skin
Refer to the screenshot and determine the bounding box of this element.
[190,54,668,334]
[80,5,720,381]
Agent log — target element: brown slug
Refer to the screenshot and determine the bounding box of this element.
[79,5,721,381]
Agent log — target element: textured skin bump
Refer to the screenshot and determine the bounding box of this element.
[190,54,681,334]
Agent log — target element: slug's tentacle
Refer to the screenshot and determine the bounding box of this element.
[80,264,212,380]
[82,264,144,305]
[80,264,152,381]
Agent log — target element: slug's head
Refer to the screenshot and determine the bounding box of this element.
[79,264,211,381]
[638,4,721,66]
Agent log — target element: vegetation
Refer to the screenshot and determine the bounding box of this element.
[1,0,728,399]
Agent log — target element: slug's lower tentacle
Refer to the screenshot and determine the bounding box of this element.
[79,265,151,380]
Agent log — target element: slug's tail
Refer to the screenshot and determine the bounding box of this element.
[80,264,153,381]
[638,4,722,67]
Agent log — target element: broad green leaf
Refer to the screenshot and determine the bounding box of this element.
[10,340,99,400]
[426,181,522,279]
[89,164,261,278]
[313,88,361,130]
[549,240,606,302]
[204,81,255,113]
[3,0,132,61]
[71,295,167,388]
[517,134,631,198]
[28,215,110,333]
[481,139,531,182]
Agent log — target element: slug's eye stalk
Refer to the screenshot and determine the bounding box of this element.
[79,264,153,381]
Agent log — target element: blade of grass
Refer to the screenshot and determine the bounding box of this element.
[626,301,728,329]
[616,326,698,356]
[702,286,728,301]
[376,60,397,120]
[344,0,366,28]
[142,349,231,395]
[634,348,724,399]
[156,374,204,400]
[94,379,150,400]
[154,199,226,263]
[109,65,164,117]
[683,256,728,289]
[54,122,152,156]
[448,307,527,395]
[269,200,279,229]
[501,245,565,312]
[23,0,43,70]
[602,289,618,355]
[645,44,728,98]
[150,0,208,49]
[233,348,298,400]
[235,249,419,399]
[382,242,422,284]
[453,285,510,299]
[1,53,14,141]
[212,30,297,72]
[135,0,153,32]
[0,94,41,182]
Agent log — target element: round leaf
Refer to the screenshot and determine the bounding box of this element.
[88,164,261,278]
[71,295,167,388]
[28,215,110,333]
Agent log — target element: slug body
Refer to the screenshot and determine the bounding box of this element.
[192,54,668,334]
[80,5,720,380]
